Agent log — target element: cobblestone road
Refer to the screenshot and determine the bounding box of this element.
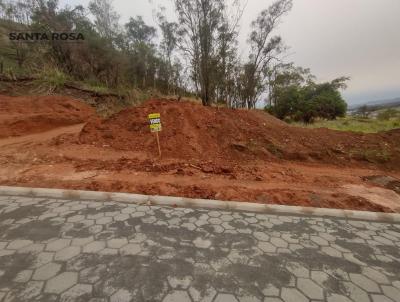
[0,194,399,302]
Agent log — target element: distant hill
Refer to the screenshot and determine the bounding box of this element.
[349,97,400,111]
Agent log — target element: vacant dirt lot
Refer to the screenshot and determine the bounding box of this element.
[1,95,400,212]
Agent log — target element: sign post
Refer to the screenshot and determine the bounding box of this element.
[148,113,162,157]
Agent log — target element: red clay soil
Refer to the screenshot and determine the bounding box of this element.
[80,99,400,169]
[1,96,400,213]
[0,95,95,138]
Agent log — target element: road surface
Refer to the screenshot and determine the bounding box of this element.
[0,194,399,302]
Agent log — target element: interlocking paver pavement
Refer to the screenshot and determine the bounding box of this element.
[0,195,399,302]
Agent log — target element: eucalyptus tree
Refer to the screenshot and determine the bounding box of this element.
[175,0,226,105]
[242,0,293,108]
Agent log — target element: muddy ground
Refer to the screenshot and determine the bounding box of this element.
[1,95,399,212]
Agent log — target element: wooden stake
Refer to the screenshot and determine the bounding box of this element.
[155,131,161,157]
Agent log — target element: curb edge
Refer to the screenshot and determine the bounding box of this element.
[0,186,399,222]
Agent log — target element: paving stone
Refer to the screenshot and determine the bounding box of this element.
[83,241,105,253]
[7,240,33,250]
[286,263,309,278]
[263,298,283,302]
[258,242,277,253]
[163,290,192,302]
[327,294,353,302]
[270,237,288,248]
[382,286,400,302]
[1,193,400,302]
[321,246,342,258]
[99,248,119,255]
[167,276,193,289]
[371,294,395,302]
[228,250,249,263]
[208,211,221,218]
[67,215,85,223]
[362,267,390,284]
[71,237,94,246]
[110,288,133,302]
[238,294,261,302]
[281,288,308,302]
[193,237,212,249]
[262,284,280,296]
[60,284,92,302]
[96,216,113,225]
[214,293,239,302]
[13,280,44,300]
[350,273,380,293]
[107,238,128,249]
[129,233,147,243]
[45,272,78,294]
[253,232,270,241]
[18,243,45,254]
[0,249,15,257]
[80,264,107,284]
[54,246,81,261]
[120,243,141,255]
[343,282,370,302]
[114,213,129,221]
[31,252,54,268]
[33,263,62,281]
[13,269,33,283]
[189,286,217,302]
[46,239,71,252]
[297,278,323,300]
[310,235,329,246]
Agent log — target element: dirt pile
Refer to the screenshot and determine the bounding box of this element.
[0,95,95,138]
[1,96,399,212]
[80,99,400,169]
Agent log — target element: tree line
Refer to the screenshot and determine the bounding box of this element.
[0,0,348,121]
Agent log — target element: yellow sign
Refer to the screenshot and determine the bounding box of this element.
[148,113,161,132]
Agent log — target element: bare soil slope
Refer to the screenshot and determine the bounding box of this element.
[80,99,400,168]
[0,95,95,138]
[1,96,399,213]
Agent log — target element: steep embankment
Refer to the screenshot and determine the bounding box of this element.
[80,99,400,169]
[0,94,96,138]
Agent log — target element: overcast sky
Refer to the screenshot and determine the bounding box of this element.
[63,0,400,105]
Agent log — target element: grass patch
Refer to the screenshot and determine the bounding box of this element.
[82,83,111,94]
[34,67,70,93]
[292,116,400,133]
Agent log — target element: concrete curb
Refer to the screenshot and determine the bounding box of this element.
[0,186,399,223]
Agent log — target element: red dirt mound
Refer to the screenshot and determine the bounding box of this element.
[80,99,400,169]
[0,94,95,138]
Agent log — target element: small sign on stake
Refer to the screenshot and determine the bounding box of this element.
[148,113,162,157]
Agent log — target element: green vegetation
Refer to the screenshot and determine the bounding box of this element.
[1,0,347,112]
[0,0,353,118]
[34,67,70,93]
[265,64,348,123]
[292,110,400,133]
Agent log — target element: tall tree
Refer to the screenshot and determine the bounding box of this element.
[88,0,120,40]
[157,12,178,94]
[125,16,157,88]
[242,0,293,108]
[175,0,226,106]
